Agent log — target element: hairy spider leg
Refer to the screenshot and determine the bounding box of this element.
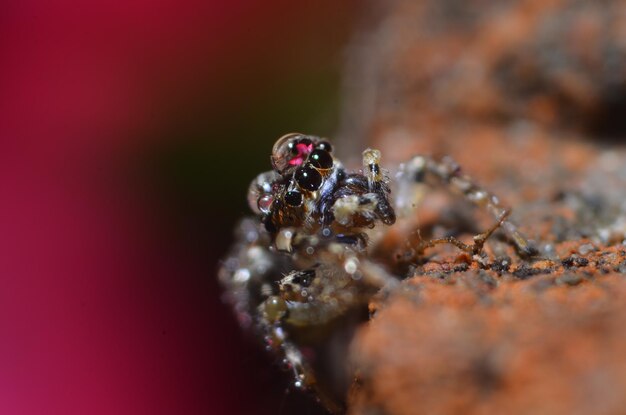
[398,155,537,258]
[412,208,511,256]
[261,299,346,413]
[362,148,396,225]
[258,252,398,414]
[261,316,339,411]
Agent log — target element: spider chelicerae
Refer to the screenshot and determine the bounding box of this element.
[218,133,534,413]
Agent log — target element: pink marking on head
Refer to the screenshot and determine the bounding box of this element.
[296,142,313,154]
[287,142,314,166]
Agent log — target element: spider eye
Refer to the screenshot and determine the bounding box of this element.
[284,190,303,207]
[309,149,333,169]
[295,166,322,191]
[316,141,332,153]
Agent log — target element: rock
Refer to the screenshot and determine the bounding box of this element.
[334,0,626,413]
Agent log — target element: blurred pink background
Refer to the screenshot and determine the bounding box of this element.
[0,1,359,413]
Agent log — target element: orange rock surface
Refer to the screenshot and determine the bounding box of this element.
[336,0,626,414]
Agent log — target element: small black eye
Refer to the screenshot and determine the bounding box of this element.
[309,149,333,169]
[284,190,303,206]
[316,141,332,153]
[295,166,322,191]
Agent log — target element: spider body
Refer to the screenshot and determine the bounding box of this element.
[250,133,394,239]
[219,133,534,413]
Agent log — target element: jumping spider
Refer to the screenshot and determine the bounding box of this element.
[219,133,534,413]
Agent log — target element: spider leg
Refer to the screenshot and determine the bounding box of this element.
[260,294,316,384]
[259,267,349,414]
[397,155,537,257]
[262,319,345,414]
[258,254,397,414]
[270,255,394,328]
[260,308,338,410]
[362,148,396,225]
[412,208,511,256]
[327,149,397,229]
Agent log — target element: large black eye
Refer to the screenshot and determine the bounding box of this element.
[309,149,333,169]
[295,166,322,191]
[284,190,303,206]
[316,141,332,153]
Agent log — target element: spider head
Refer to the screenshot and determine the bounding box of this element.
[270,133,333,173]
[248,133,337,232]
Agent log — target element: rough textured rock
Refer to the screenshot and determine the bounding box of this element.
[335,1,626,414]
[349,259,626,415]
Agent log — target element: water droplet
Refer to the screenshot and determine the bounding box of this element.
[233,268,251,283]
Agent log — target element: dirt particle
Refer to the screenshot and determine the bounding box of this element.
[513,265,543,279]
[490,256,511,273]
[562,256,589,268]
[578,244,596,255]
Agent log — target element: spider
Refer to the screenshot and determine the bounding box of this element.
[218,133,535,413]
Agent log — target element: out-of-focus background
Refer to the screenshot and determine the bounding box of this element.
[0,1,361,414]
